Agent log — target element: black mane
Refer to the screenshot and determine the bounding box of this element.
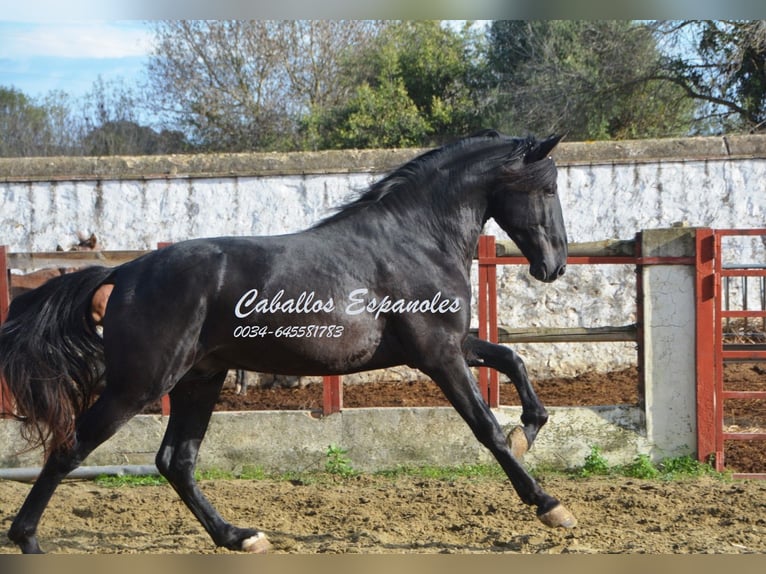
[313,131,538,228]
[0,128,571,553]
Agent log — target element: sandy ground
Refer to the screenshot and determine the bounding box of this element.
[2,473,766,554]
[2,364,764,554]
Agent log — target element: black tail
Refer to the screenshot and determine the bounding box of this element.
[0,266,113,457]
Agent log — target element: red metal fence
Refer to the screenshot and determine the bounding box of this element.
[0,246,10,416]
[0,237,641,418]
[3,230,765,478]
[696,229,766,479]
[475,235,639,407]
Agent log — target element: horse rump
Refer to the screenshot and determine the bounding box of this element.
[0,266,113,457]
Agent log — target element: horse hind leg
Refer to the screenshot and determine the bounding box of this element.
[464,335,547,458]
[155,371,271,553]
[8,387,151,553]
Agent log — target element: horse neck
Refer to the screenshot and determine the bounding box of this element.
[370,175,490,267]
[428,183,489,266]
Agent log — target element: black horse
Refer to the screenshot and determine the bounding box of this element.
[0,130,573,554]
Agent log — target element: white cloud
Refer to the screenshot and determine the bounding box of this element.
[0,21,153,60]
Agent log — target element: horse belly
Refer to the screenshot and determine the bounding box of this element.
[210,321,395,376]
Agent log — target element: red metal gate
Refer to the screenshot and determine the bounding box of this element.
[696,229,766,478]
[0,245,11,415]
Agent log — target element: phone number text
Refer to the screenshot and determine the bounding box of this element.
[233,324,345,339]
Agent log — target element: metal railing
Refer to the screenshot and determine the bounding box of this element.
[1,237,642,415]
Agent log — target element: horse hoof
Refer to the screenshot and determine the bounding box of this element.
[507,426,529,459]
[241,532,272,553]
[538,504,577,528]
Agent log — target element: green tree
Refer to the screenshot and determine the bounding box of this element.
[485,21,694,140]
[307,21,486,149]
[653,20,766,134]
[146,20,386,152]
[82,120,189,156]
[39,90,87,155]
[0,87,56,157]
[77,76,189,155]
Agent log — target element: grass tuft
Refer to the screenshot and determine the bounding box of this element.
[90,448,727,489]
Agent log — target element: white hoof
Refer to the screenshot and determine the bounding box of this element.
[538,504,577,528]
[241,532,272,553]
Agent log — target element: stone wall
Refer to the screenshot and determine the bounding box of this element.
[2,135,765,377]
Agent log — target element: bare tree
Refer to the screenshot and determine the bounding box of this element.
[486,21,695,140]
[145,21,386,151]
[652,20,766,134]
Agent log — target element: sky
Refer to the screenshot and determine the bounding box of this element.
[0,19,484,104]
[1,3,762,105]
[0,21,154,100]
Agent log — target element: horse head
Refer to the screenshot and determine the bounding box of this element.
[487,134,567,283]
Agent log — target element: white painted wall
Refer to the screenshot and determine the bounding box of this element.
[1,138,765,378]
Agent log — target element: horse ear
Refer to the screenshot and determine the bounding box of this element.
[471,128,502,139]
[524,134,564,163]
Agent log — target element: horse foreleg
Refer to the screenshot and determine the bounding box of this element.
[155,372,271,553]
[8,388,147,553]
[425,355,576,528]
[464,335,547,458]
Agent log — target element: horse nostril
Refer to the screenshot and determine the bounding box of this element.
[557,264,567,277]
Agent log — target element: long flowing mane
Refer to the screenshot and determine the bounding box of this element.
[312,131,539,228]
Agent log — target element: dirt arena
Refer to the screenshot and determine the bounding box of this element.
[1,364,764,554]
[1,472,766,554]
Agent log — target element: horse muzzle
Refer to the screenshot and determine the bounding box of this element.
[530,262,566,283]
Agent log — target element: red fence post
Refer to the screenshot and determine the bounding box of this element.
[323,375,342,415]
[477,236,500,407]
[695,228,716,464]
[633,232,645,424]
[0,246,13,417]
[486,237,499,407]
[477,236,489,404]
[156,242,172,417]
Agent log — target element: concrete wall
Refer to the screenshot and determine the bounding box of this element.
[2,135,764,379]
[0,406,648,473]
[1,136,764,472]
[640,228,699,459]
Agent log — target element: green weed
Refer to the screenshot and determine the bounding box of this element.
[579,446,611,477]
[89,449,727,489]
[376,463,505,481]
[94,473,167,487]
[325,445,356,477]
[657,455,721,479]
[622,454,660,479]
[575,446,725,481]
